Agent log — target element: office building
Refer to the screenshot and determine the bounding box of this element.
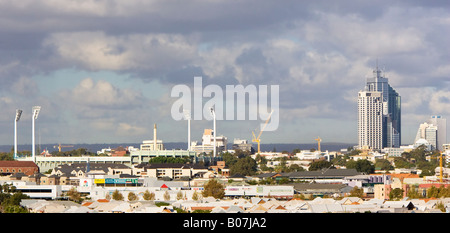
[414,116,447,151]
[427,115,447,151]
[232,138,253,152]
[358,66,401,150]
[414,122,438,150]
[358,91,384,150]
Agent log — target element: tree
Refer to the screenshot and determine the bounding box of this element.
[346,159,375,174]
[347,149,362,156]
[331,155,348,167]
[406,185,423,199]
[389,188,404,200]
[0,184,29,213]
[202,179,225,199]
[143,190,155,201]
[112,190,124,201]
[177,190,184,200]
[128,192,138,201]
[163,190,171,201]
[149,157,190,164]
[375,159,394,171]
[230,156,257,176]
[393,157,414,169]
[288,164,304,172]
[192,191,199,201]
[309,160,333,171]
[67,187,82,203]
[349,186,364,198]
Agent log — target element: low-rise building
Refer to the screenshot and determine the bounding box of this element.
[295,150,332,161]
[225,185,294,199]
[0,161,39,176]
[285,169,363,183]
[134,163,208,180]
[51,163,132,177]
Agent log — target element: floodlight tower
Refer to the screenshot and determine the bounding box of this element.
[32,106,41,163]
[210,107,216,157]
[14,109,23,160]
[183,109,191,151]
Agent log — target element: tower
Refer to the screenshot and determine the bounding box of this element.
[427,115,447,151]
[358,65,401,150]
[358,91,384,150]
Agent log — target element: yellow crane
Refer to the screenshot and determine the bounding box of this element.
[430,152,446,183]
[54,143,74,152]
[439,152,444,183]
[252,110,274,154]
[315,137,322,152]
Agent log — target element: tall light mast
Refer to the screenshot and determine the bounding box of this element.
[32,106,41,163]
[210,107,216,157]
[183,109,191,151]
[14,109,23,160]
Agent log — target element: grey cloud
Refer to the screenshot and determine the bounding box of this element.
[0,1,449,144]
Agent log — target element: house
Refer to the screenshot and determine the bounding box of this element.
[209,161,230,177]
[22,173,45,185]
[337,197,364,205]
[20,199,81,213]
[0,161,39,176]
[52,163,132,177]
[382,200,415,211]
[111,146,128,157]
[309,203,344,213]
[136,163,208,180]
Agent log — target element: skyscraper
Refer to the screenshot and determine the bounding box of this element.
[415,122,437,150]
[358,66,401,150]
[427,115,447,151]
[358,91,384,150]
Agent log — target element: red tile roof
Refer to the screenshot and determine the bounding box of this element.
[0,161,38,167]
[97,199,110,203]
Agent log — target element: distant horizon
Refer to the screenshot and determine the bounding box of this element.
[0,141,357,153]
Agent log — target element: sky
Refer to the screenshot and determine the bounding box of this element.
[0,0,449,147]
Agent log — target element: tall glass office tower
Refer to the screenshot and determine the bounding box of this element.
[358,66,401,150]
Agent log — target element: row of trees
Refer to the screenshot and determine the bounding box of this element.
[72,179,225,203]
[222,150,257,176]
[0,184,29,213]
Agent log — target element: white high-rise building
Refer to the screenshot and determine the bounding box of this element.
[414,122,437,150]
[427,115,447,151]
[358,91,384,150]
[414,116,447,151]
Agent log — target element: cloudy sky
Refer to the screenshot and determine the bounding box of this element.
[0,0,449,147]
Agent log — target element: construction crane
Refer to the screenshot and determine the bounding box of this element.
[54,143,74,152]
[315,137,322,152]
[252,110,274,154]
[430,152,446,183]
